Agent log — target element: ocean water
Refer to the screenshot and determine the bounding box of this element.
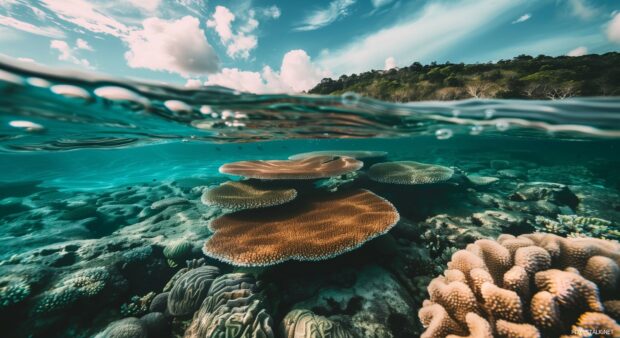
[1,59,620,337]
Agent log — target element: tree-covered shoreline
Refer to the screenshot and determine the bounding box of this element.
[309,53,620,101]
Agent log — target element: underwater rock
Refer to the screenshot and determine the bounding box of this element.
[490,160,510,170]
[201,180,297,210]
[184,273,274,338]
[464,175,499,186]
[150,197,189,210]
[219,155,363,180]
[280,309,353,338]
[149,292,169,313]
[294,265,417,337]
[140,312,169,338]
[418,233,620,337]
[368,161,454,185]
[167,265,220,316]
[509,182,579,209]
[203,189,399,266]
[95,317,147,338]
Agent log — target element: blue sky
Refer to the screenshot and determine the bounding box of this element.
[1,0,619,93]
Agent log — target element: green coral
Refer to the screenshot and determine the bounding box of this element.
[120,292,156,317]
[0,278,30,308]
[35,267,109,313]
[534,215,619,240]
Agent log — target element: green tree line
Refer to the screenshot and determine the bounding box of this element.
[309,53,620,101]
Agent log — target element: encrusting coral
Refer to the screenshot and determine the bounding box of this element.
[418,233,620,338]
[0,277,30,308]
[368,161,454,185]
[167,265,220,316]
[203,189,399,266]
[201,180,297,210]
[280,309,353,338]
[219,155,363,180]
[184,273,274,338]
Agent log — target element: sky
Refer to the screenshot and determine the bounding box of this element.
[1,0,619,93]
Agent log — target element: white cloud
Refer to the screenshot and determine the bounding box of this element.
[124,16,219,77]
[262,5,281,19]
[205,49,329,93]
[50,40,91,67]
[206,5,258,59]
[608,13,620,43]
[567,46,588,56]
[371,0,393,8]
[295,0,356,31]
[127,0,160,13]
[184,78,202,88]
[76,38,93,51]
[384,56,396,70]
[41,0,129,37]
[567,0,599,20]
[318,0,524,76]
[17,57,35,63]
[0,15,65,38]
[511,13,531,24]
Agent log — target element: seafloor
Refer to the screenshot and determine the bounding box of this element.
[1,141,619,338]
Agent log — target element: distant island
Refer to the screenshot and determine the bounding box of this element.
[309,52,620,101]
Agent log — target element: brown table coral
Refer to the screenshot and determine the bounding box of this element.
[219,155,363,180]
[203,189,399,266]
[201,180,297,210]
[368,161,454,185]
[418,233,620,338]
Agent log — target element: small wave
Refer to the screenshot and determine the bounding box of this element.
[1,57,620,152]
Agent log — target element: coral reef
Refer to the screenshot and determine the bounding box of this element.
[184,273,274,338]
[535,214,620,241]
[162,240,193,268]
[95,317,147,338]
[368,161,454,184]
[203,189,399,266]
[121,292,156,317]
[201,180,297,210]
[167,265,220,316]
[0,276,30,308]
[35,266,110,313]
[280,309,353,338]
[418,233,620,337]
[219,155,363,180]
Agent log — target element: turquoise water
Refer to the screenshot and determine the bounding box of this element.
[1,59,620,337]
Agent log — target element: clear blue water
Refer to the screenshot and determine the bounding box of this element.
[1,58,620,337]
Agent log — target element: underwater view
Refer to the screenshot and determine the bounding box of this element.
[2,1,620,338]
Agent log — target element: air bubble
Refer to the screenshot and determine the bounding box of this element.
[341,92,360,106]
[94,86,149,106]
[484,109,495,119]
[51,84,91,100]
[496,121,510,131]
[164,100,192,113]
[470,125,483,135]
[435,128,453,140]
[9,120,44,132]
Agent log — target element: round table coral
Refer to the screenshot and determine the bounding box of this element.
[201,180,297,210]
[219,155,363,180]
[203,189,400,266]
[368,161,454,184]
[288,150,387,160]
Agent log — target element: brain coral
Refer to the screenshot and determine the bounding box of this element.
[368,161,454,185]
[162,240,193,268]
[201,180,297,210]
[418,233,620,338]
[167,265,220,316]
[219,155,363,180]
[288,150,387,160]
[280,309,353,338]
[184,273,274,338]
[95,317,147,338]
[203,189,399,266]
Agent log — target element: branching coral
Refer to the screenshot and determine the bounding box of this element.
[534,215,619,241]
[368,161,454,185]
[219,155,363,180]
[121,292,156,317]
[203,189,399,266]
[201,180,297,210]
[418,233,620,337]
[184,273,274,338]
